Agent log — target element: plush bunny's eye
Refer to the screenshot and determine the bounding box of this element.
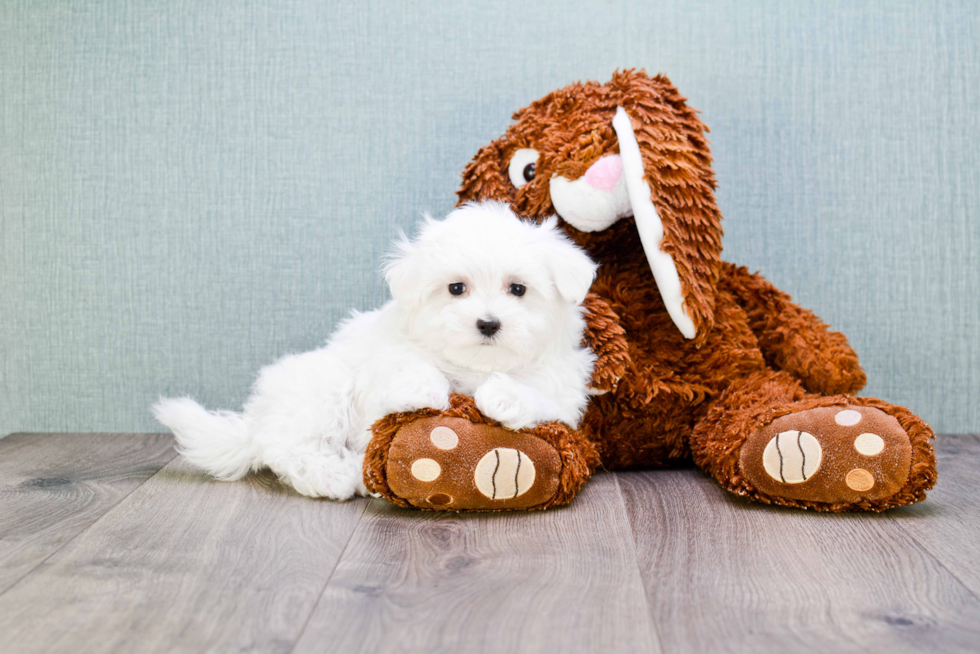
[507,149,539,188]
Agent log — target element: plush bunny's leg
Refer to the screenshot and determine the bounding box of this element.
[718,263,867,396]
[690,369,937,512]
[364,394,599,511]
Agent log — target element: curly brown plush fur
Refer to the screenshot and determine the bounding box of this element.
[366,69,936,512]
[581,293,631,394]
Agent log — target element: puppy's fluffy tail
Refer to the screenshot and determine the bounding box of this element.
[152,397,260,480]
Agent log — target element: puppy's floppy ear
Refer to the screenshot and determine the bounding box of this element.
[383,237,419,306]
[537,217,598,304]
[384,220,431,307]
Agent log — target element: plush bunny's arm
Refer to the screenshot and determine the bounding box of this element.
[582,293,631,394]
[719,262,866,396]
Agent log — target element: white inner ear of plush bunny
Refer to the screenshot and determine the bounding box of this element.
[547,106,696,339]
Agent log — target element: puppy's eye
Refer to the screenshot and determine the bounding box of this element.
[448,282,466,296]
[509,283,526,297]
[507,148,540,189]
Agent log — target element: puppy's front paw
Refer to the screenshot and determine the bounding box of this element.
[474,374,538,430]
[380,374,451,414]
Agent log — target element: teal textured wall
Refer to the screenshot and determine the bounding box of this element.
[1,0,978,436]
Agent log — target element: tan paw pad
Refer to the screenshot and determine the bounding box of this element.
[474,448,535,500]
[762,431,822,483]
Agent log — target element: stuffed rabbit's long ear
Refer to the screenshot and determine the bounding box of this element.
[612,71,723,343]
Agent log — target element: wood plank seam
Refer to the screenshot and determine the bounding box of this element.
[614,474,666,654]
[885,520,980,605]
[290,473,662,653]
[615,445,980,654]
[287,496,371,653]
[885,434,980,605]
[0,441,179,600]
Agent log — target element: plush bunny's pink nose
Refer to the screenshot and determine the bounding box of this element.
[583,155,623,192]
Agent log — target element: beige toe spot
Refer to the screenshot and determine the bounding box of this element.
[427,493,453,506]
[429,426,459,450]
[835,409,862,426]
[411,458,441,482]
[846,468,875,492]
[854,433,885,456]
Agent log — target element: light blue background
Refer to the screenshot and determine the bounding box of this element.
[1,0,977,437]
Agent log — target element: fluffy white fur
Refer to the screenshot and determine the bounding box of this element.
[153,201,597,500]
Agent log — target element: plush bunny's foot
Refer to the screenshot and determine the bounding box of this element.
[383,417,561,510]
[692,370,937,513]
[739,404,925,508]
[364,395,599,511]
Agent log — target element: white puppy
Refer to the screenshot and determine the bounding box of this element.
[153,201,597,499]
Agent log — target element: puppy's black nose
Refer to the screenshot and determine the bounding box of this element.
[476,318,501,337]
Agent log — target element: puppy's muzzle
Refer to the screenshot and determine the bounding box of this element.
[476,318,501,338]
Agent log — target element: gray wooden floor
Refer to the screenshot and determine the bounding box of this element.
[0,434,978,654]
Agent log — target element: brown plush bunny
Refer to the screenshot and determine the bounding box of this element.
[364,70,937,513]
